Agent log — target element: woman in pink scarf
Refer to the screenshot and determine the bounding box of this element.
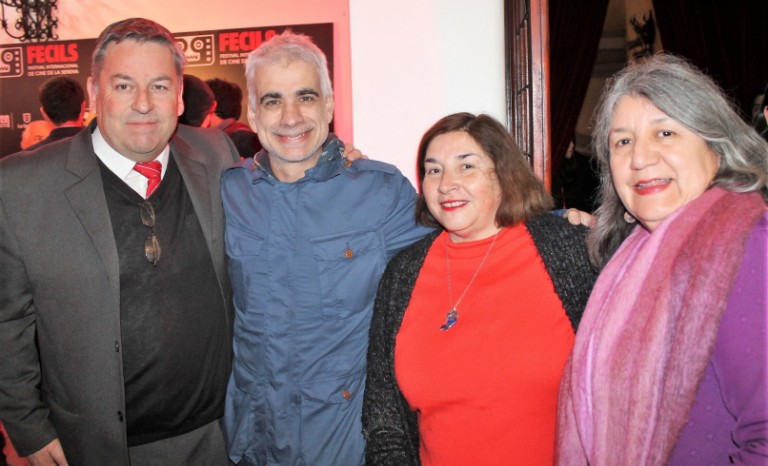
[557,54,768,465]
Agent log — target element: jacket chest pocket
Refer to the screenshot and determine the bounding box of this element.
[225,224,267,312]
[310,230,383,318]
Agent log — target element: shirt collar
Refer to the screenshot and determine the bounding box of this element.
[251,133,345,182]
[91,126,170,180]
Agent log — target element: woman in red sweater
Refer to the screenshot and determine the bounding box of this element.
[363,113,596,465]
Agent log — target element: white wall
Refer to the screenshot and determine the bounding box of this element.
[350,1,506,184]
[1,0,506,185]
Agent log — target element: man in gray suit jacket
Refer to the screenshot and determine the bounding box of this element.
[0,18,238,466]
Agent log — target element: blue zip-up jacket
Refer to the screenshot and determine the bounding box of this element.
[222,135,433,465]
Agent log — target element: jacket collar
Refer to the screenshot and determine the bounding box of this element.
[251,133,345,182]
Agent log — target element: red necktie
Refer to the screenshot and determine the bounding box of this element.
[134,161,162,197]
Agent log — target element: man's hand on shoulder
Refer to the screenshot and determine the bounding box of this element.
[564,208,596,229]
[27,439,68,466]
[344,143,367,162]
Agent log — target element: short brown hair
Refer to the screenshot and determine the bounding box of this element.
[415,112,553,227]
[92,18,185,82]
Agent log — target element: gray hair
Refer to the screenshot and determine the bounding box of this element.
[91,18,186,83]
[589,53,768,269]
[244,30,333,112]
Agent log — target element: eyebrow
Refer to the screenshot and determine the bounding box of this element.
[650,116,671,124]
[297,88,320,97]
[259,92,281,104]
[110,73,173,84]
[109,73,135,83]
[611,115,672,133]
[259,88,320,105]
[424,152,478,164]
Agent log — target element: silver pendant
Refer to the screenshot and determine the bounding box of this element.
[440,308,459,331]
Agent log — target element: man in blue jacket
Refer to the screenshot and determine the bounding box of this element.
[221,31,432,465]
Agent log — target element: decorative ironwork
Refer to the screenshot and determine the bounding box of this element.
[1,0,58,42]
[627,11,656,60]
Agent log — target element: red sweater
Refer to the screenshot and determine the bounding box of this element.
[395,226,574,465]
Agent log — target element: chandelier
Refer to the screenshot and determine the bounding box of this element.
[1,0,58,42]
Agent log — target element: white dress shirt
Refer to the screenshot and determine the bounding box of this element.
[91,127,170,199]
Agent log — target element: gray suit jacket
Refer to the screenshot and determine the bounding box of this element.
[0,122,239,465]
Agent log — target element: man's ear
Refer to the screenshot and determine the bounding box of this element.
[176,81,184,117]
[324,94,334,124]
[86,77,97,114]
[202,112,214,129]
[40,107,52,124]
[247,108,258,133]
[202,102,217,128]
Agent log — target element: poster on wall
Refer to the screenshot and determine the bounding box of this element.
[0,22,333,159]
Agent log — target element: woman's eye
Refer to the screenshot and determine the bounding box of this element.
[615,138,630,147]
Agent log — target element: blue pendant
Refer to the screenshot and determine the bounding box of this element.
[440,308,459,331]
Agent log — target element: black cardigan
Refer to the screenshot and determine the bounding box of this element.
[362,213,598,465]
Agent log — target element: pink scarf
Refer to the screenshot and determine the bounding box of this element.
[556,187,766,465]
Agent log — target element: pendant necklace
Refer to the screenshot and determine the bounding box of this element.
[440,230,500,331]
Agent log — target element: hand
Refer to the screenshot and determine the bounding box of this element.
[27,439,68,466]
[344,143,367,162]
[564,208,596,229]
